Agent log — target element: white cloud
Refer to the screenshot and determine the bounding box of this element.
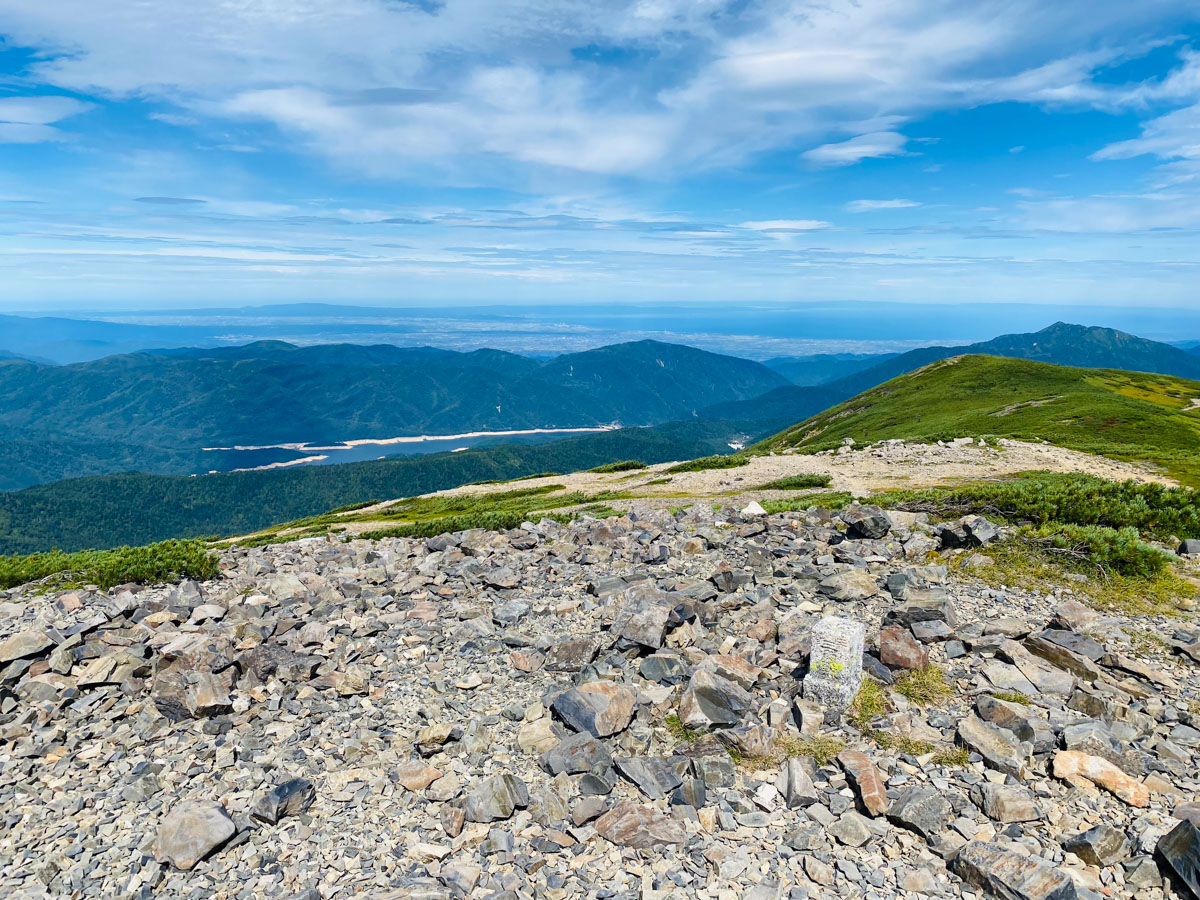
[803,132,909,167]
[1091,103,1200,165]
[845,198,921,212]
[0,95,92,142]
[0,0,1196,176]
[739,219,831,232]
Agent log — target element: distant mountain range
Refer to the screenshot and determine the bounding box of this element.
[4,320,1200,496]
[762,352,898,386]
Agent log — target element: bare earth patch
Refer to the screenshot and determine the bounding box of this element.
[323,439,1176,537]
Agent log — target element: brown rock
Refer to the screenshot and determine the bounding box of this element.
[594,800,686,848]
[1052,751,1149,807]
[510,649,545,672]
[838,750,890,816]
[395,761,443,791]
[878,625,929,671]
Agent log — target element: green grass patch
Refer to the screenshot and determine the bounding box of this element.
[991,690,1031,705]
[645,477,672,486]
[931,747,971,767]
[666,454,749,474]
[355,485,632,541]
[872,731,935,757]
[894,666,953,706]
[761,491,856,515]
[848,678,890,732]
[872,471,1200,539]
[960,536,1196,616]
[0,539,218,590]
[753,473,833,491]
[588,460,647,474]
[783,735,846,767]
[755,355,1200,487]
[664,714,701,744]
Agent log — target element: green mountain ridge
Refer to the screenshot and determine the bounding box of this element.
[758,354,1200,487]
[829,322,1200,396]
[0,339,792,489]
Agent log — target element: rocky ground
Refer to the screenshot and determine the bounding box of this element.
[2,490,1200,899]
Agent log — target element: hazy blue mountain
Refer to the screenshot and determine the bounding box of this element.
[697,385,845,423]
[764,352,896,385]
[829,322,1200,395]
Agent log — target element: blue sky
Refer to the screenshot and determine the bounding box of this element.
[0,1,1198,312]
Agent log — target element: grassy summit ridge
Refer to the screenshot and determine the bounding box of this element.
[756,354,1200,486]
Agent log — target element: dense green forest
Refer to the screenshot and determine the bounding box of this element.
[0,339,793,489]
[0,417,767,554]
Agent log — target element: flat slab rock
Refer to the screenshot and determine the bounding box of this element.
[952,840,1078,900]
[593,800,686,848]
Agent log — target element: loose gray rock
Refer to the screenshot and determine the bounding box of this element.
[463,773,529,823]
[251,778,315,825]
[886,785,950,842]
[952,840,1078,900]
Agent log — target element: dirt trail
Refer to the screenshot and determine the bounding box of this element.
[328,438,1175,536]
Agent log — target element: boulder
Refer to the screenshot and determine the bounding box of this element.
[957,714,1031,779]
[776,756,819,809]
[551,681,636,737]
[541,732,612,775]
[971,783,1041,824]
[1064,824,1128,867]
[819,570,880,602]
[463,773,529,823]
[678,668,754,730]
[251,778,315,825]
[614,756,688,800]
[878,625,929,670]
[839,504,892,540]
[952,841,1077,900]
[837,750,889,817]
[1156,820,1200,899]
[155,801,237,871]
[0,629,54,665]
[886,786,950,842]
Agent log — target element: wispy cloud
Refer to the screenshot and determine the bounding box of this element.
[846,199,921,212]
[803,132,909,168]
[738,219,832,232]
[0,95,91,142]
